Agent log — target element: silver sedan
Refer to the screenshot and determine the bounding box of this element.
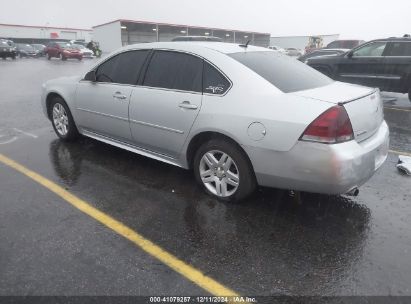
[41,42,389,202]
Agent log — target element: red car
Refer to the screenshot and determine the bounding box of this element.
[45,42,82,61]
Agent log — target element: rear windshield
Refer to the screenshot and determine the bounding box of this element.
[228,51,333,93]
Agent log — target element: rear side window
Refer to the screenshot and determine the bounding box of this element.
[203,62,231,95]
[386,42,411,56]
[143,51,203,92]
[96,50,149,85]
[229,51,332,93]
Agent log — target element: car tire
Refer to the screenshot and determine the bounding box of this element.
[49,97,80,141]
[193,138,256,202]
[12,55,16,60]
[408,89,411,102]
[47,54,51,60]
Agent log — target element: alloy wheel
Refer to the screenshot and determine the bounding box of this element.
[52,103,69,136]
[199,150,240,197]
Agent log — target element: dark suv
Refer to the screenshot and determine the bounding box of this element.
[306,37,411,101]
[0,40,17,60]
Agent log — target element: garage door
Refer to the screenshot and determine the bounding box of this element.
[60,31,77,40]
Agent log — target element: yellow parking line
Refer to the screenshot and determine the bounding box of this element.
[0,153,238,297]
[389,149,411,157]
[384,107,411,112]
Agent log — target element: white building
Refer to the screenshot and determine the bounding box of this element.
[0,23,92,43]
[93,19,271,53]
[270,34,340,51]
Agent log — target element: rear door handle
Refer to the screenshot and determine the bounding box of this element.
[178,101,198,110]
[113,92,127,100]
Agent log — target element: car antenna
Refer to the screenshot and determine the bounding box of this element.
[239,40,251,48]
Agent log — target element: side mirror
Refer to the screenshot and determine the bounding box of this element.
[347,51,354,58]
[84,70,97,82]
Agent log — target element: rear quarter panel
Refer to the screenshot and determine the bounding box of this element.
[184,50,333,155]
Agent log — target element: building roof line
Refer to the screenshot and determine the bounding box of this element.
[270,34,340,38]
[0,23,92,31]
[93,19,270,35]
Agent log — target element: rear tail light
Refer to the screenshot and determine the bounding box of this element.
[300,105,354,144]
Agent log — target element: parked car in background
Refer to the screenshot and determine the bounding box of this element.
[69,40,87,47]
[32,44,46,56]
[298,49,348,63]
[16,43,40,58]
[41,42,388,202]
[172,36,223,42]
[306,37,411,102]
[284,48,303,57]
[325,40,365,49]
[71,44,94,58]
[268,45,286,54]
[45,42,82,61]
[0,39,17,59]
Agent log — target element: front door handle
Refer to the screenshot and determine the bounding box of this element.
[113,92,127,100]
[178,101,198,110]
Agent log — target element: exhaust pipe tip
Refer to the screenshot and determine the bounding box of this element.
[346,187,359,197]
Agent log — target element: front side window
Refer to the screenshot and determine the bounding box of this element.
[96,50,149,85]
[203,62,230,95]
[229,51,332,93]
[143,51,203,92]
[353,42,387,57]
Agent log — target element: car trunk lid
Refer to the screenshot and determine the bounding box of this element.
[294,82,384,142]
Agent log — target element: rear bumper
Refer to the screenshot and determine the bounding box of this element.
[244,121,389,194]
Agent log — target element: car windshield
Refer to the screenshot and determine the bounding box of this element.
[71,44,85,49]
[56,42,71,49]
[229,51,333,93]
[32,44,44,50]
[19,44,34,51]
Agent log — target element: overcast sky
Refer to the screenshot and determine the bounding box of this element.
[1,0,410,40]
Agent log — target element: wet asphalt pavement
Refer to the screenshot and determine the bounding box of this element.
[0,58,411,298]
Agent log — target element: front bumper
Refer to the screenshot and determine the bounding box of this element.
[245,121,389,194]
[0,51,16,57]
[64,52,82,59]
[82,53,94,58]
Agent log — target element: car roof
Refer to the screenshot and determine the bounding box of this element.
[320,48,349,52]
[371,37,411,43]
[122,41,267,54]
